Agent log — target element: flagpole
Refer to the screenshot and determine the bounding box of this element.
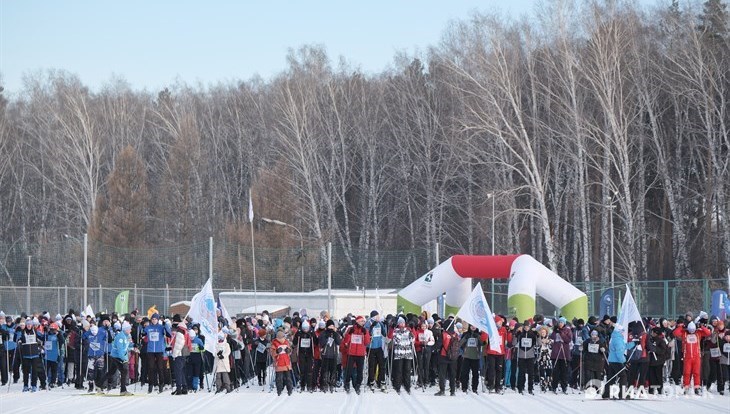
[249,189,258,314]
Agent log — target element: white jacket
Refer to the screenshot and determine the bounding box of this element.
[215,341,231,373]
[172,332,186,358]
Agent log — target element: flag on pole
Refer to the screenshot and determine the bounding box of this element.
[186,278,218,355]
[248,189,254,223]
[617,284,643,341]
[217,296,231,326]
[115,290,130,315]
[82,304,94,318]
[457,282,501,350]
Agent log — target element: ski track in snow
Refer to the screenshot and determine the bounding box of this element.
[2,382,730,414]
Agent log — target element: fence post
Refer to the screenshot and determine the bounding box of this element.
[26,255,32,312]
[57,287,61,316]
[663,280,669,317]
[165,283,170,314]
[703,279,709,313]
[134,283,137,311]
[99,284,103,313]
[141,289,145,315]
[327,242,332,316]
[64,286,68,315]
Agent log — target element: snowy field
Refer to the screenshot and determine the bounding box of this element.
[1,381,728,414]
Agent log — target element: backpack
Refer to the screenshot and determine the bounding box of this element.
[446,333,460,361]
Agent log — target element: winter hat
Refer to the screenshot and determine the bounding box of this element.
[455,322,463,330]
[49,322,59,330]
[301,321,310,332]
[590,330,598,337]
[217,332,225,341]
[113,322,121,331]
[151,313,160,321]
[558,317,567,325]
[0,311,4,318]
[318,320,326,329]
[257,328,267,337]
[81,320,90,329]
[687,322,696,333]
[90,325,99,335]
[601,314,611,323]
[55,313,62,321]
[508,320,516,329]
[370,310,379,318]
[427,318,434,325]
[651,327,663,335]
[122,322,132,332]
[587,316,598,325]
[32,317,40,326]
[189,329,196,338]
[326,319,335,328]
[614,324,624,333]
[355,316,365,323]
[276,330,285,340]
[610,316,617,323]
[397,317,405,326]
[172,314,182,323]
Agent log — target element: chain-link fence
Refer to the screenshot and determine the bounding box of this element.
[0,239,725,317]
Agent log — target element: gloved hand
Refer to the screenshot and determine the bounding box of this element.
[217,350,224,359]
[165,346,172,352]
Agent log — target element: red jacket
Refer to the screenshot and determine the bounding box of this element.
[313,329,324,360]
[673,325,711,360]
[271,338,292,372]
[482,326,510,356]
[343,325,371,357]
[440,331,457,357]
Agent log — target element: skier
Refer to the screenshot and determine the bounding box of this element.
[144,313,169,394]
[271,329,293,396]
[215,332,232,393]
[342,316,370,394]
[647,326,668,394]
[459,323,484,394]
[171,322,191,395]
[513,321,538,394]
[108,321,133,395]
[84,323,109,393]
[482,315,509,394]
[319,319,342,393]
[293,320,314,392]
[582,329,606,389]
[253,328,270,386]
[434,318,459,396]
[391,317,415,394]
[40,322,64,388]
[602,324,635,400]
[549,317,572,394]
[18,319,47,391]
[536,325,553,392]
[673,320,711,395]
[364,310,387,392]
[414,319,434,388]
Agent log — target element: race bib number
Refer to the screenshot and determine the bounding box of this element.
[45,341,53,351]
[685,334,697,344]
[326,337,334,347]
[89,341,100,351]
[25,333,36,345]
[256,343,266,353]
[467,338,477,347]
[418,334,425,342]
[351,334,363,345]
[575,337,583,346]
[521,338,533,348]
[148,331,160,342]
[710,348,721,358]
[372,327,381,338]
[588,343,599,353]
[554,335,562,343]
[300,338,311,348]
[724,343,730,353]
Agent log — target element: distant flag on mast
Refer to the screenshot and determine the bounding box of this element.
[248,189,254,223]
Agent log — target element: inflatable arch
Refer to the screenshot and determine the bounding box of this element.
[397,254,588,321]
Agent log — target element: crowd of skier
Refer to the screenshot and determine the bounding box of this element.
[0,306,729,399]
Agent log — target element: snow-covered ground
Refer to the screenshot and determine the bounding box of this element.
[0,381,727,414]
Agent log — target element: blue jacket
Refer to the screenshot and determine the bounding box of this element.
[364,319,387,349]
[144,323,169,353]
[191,337,205,354]
[0,324,15,351]
[607,329,635,364]
[111,332,132,362]
[85,330,109,358]
[41,332,63,362]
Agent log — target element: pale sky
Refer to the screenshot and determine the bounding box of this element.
[1,1,659,96]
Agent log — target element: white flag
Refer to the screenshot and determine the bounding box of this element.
[457,282,501,350]
[617,284,643,341]
[82,304,94,318]
[248,189,254,223]
[186,278,218,355]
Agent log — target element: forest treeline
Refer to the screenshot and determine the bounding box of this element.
[0,0,727,285]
